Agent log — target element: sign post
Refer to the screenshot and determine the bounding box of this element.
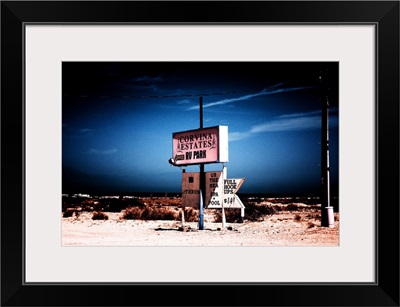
[199,189,204,230]
[171,96,246,230]
[221,166,227,228]
[199,96,205,230]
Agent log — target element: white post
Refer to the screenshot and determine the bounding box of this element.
[221,165,227,228]
[181,205,185,225]
[326,206,334,228]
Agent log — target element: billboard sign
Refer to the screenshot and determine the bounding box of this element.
[172,126,228,166]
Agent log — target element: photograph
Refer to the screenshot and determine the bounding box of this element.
[1,0,399,306]
[61,61,340,247]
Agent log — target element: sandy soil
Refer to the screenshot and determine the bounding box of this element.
[62,203,339,247]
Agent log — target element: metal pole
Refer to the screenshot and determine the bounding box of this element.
[320,73,331,227]
[199,189,204,230]
[181,169,186,225]
[199,96,205,230]
[326,100,331,210]
[200,96,203,129]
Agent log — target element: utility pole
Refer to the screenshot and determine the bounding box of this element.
[320,72,332,227]
[199,96,205,230]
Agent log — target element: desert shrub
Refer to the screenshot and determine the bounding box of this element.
[92,211,109,220]
[243,201,257,207]
[83,205,94,212]
[243,202,276,222]
[121,205,178,220]
[121,206,143,220]
[182,208,198,222]
[139,206,154,220]
[213,208,242,223]
[141,206,178,220]
[63,210,74,218]
[286,204,299,211]
[306,213,321,219]
[270,205,282,212]
[334,215,339,221]
[269,198,282,204]
[213,211,223,223]
[213,202,276,223]
[302,199,320,205]
[62,202,70,212]
[102,198,141,212]
[94,197,145,213]
[152,206,178,220]
[294,214,302,221]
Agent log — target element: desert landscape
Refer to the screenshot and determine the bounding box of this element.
[62,194,339,246]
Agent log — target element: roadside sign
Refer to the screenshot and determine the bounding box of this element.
[205,171,223,208]
[182,172,200,208]
[172,126,228,166]
[222,178,245,209]
[182,171,245,209]
[207,177,245,209]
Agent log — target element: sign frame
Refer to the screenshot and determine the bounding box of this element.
[172,125,228,166]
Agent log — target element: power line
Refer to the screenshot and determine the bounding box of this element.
[62,88,262,100]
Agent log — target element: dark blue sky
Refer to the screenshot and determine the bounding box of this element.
[62,62,338,195]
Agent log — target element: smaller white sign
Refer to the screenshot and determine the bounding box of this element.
[222,178,245,209]
[205,171,224,209]
[208,178,245,209]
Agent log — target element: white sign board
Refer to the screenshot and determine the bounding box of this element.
[207,177,245,209]
[222,178,245,209]
[205,171,223,208]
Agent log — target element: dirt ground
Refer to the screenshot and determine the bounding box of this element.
[62,200,339,247]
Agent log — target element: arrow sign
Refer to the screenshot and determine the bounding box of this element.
[222,178,245,208]
[207,178,245,209]
[224,178,245,194]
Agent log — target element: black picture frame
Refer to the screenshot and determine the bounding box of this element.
[1,1,399,306]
